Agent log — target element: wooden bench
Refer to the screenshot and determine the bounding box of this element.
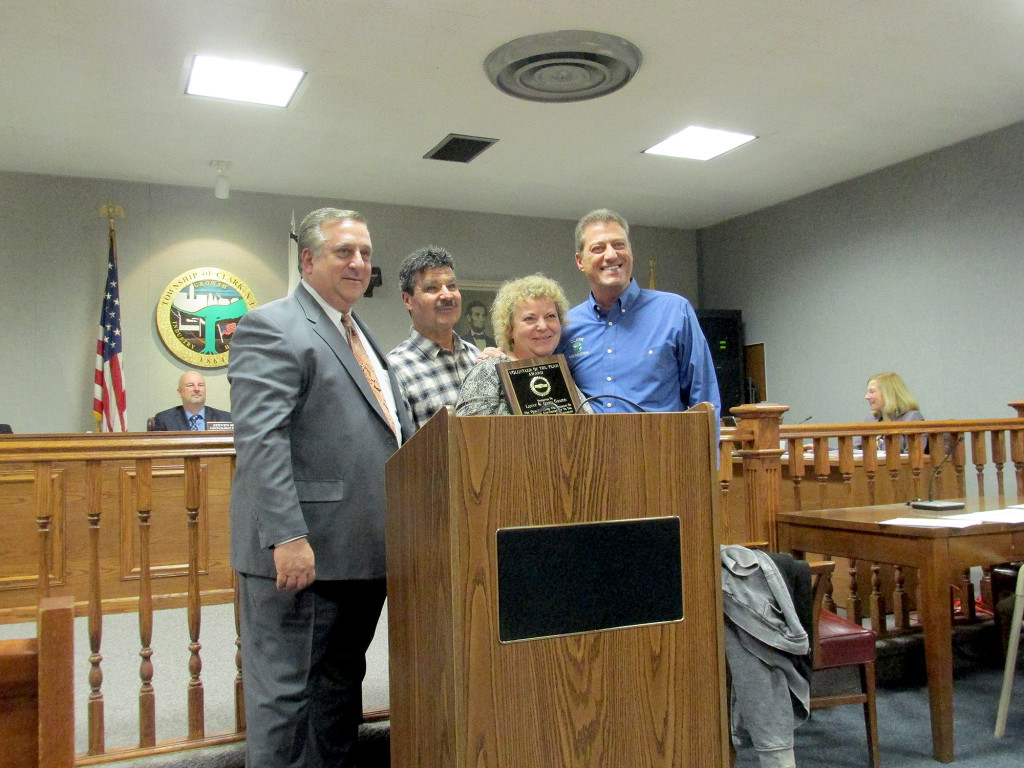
[0,595,74,768]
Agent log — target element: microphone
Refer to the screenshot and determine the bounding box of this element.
[909,434,965,511]
[575,394,648,414]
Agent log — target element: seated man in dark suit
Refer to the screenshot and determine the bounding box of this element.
[152,371,231,430]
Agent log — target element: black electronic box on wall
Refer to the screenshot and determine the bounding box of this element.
[697,309,745,416]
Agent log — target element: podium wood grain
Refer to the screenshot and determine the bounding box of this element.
[385,406,728,768]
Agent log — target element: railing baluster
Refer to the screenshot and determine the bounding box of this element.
[908,433,926,501]
[845,560,861,624]
[957,570,976,620]
[231,455,246,734]
[953,432,967,497]
[718,438,734,539]
[136,458,156,747]
[869,562,884,634]
[837,435,854,503]
[884,434,900,500]
[788,438,805,511]
[892,565,910,631]
[971,431,987,500]
[234,569,246,733]
[991,429,1007,503]
[86,459,105,755]
[862,437,878,505]
[185,456,205,739]
[823,559,836,614]
[813,437,829,509]
[35,461,53,599]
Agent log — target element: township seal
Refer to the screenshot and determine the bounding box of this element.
[155,268,257,368]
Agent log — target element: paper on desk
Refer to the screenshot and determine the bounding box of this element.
[949,509,1024,523]
[878,517,980,528]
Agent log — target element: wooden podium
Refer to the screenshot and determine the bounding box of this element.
[385,406,728,768]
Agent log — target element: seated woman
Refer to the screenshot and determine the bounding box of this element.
[456,274,591,416]
[864,371,926,453]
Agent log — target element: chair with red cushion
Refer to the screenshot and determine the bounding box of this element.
[809,562,880,768]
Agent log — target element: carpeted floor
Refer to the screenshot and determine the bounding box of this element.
[733,624,1024,768]
[4,606,1023,766]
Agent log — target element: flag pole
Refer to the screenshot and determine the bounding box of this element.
[287,210,300,296]
[95,204,126,431]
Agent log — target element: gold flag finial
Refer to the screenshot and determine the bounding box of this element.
[99,204,125,229]
[648,259,656,290]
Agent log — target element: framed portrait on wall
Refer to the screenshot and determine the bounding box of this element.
[456,279,503,351]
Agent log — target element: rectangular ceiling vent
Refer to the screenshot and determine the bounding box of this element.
[424,133,497,163]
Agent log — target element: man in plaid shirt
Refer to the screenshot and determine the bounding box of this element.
[387,246,482,430]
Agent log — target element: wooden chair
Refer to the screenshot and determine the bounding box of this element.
[810,562,880,768]
[995,563,1024,737]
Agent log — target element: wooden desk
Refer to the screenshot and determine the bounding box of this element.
[777,502,1024,763]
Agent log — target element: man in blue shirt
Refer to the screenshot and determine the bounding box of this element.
[560,208,721,417]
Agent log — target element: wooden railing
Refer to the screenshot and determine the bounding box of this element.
[1,401,1021,763]
[0,432,240,763]
[719,400,1024,634]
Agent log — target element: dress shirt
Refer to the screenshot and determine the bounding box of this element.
[559,279,721,415]
[387,329,480,431]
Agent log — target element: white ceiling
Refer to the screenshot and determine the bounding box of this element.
[3,0,1024,229]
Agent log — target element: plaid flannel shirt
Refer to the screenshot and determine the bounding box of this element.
[387,329,480,431]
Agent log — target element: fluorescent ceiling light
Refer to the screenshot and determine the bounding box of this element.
[186,55,305,107]
[644,125,756,161]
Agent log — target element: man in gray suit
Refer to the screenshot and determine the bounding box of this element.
[229,207,412,767]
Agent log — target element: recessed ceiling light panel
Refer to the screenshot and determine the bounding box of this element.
[644,125,756,161]
[186,55,305,107]
[485,30,642,103]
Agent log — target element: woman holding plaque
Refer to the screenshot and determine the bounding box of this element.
[456,274,592,416]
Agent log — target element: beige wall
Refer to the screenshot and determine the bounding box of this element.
[700,121,1024,423]
[0,171,698,433]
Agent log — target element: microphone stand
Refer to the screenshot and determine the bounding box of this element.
[909,434,965,511]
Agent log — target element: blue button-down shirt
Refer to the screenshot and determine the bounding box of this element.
[559,280,721,416]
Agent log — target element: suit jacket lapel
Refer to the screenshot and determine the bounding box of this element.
[294,285,394,431]
[174,406,189,430]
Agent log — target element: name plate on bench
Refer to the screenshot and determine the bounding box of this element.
[496,516,683,642]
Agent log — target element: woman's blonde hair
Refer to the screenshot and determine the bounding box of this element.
[490,274,570,354]
[868,371,920,420]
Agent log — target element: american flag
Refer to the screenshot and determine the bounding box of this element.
[93,226,128,431]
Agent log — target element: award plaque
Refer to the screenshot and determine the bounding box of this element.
[497,354,582,415]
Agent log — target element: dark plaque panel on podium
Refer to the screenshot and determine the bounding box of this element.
[496,516,683,641]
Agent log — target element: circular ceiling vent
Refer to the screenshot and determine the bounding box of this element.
[484,30,642,103]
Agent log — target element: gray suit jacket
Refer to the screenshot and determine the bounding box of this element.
[228,284,413,580]
[152,405,231,431]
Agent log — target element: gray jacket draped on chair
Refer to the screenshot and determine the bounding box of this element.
[721,544,811,768]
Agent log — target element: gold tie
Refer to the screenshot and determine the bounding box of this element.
[341,314,397,437]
